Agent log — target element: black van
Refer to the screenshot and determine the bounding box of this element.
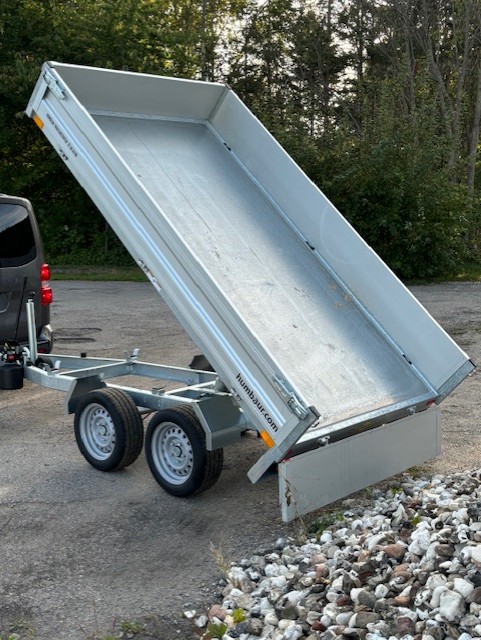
[0,194,53,353]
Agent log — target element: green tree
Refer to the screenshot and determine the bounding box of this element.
[0,0,244,264]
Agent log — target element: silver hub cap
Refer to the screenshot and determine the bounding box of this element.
[151,422,193,485]
[80,403,116,460]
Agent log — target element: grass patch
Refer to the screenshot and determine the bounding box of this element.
[51,265,147,282]
[451,264,481,282]
[405,262,481,285]
[50,261,481,284]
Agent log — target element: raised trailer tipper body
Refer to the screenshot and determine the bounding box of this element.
[26,62,474,520]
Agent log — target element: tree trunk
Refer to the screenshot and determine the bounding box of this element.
[467,58,481,192]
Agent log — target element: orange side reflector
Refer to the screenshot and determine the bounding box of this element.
[260,430,275,448]
[33,114,44,129]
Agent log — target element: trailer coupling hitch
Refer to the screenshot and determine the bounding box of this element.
[0,341,24,390]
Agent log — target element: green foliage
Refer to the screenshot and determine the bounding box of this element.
[327,138,470,279]
[205,621,228,639]
[232,608,246,623]
[1,0,481,278]
[119,620,144,635]
[307,68,472,279]
[411,514,422,527]
[0,0,246,267]
[308,510,344,538]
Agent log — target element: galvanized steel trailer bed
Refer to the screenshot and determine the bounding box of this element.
[25,62,474,521]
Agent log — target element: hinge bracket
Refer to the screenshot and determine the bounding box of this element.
[273,375,310,420]
[44,70,66,100]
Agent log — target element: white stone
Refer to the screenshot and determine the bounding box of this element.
[259,624,275,638]
[264,611,279,626]
[453,508,469,523]
[325,590,339,603]
[285,590,305,605]
[270,576,287,589]
[331,576,344,590]
[471,546,481,566]
[439,589,465,621]
[414,587,431,607]
[229,567,248,583]
[300,576,314,588]
[194,614,208,628]
[416,608,430,621]
[459,545,472,563]
[375,584,390,599]
[323,603,339,619]
[259,597,273,614]
[183,610,196,619]
[264,563,281,577]
[278,619,296,630]
[306,611,320,625]
[336,611,353,625]
[426,573,447,590]
[234,593,254,609]
[424,541,439,561]
[300,542,322,555]
[397,607,418,622]
[391,503,406,527]
[430,585,449,609]
[326,545,341,559]
[350,587,362,603]
[454,577,474,598]
[320,614,333,627]
[408,528,432,555]
[366,533,388,549]
[282,625,303,640]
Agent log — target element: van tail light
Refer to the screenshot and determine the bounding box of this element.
[40,263,53,306]
[40,263,51,282]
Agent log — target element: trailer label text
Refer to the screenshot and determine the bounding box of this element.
[46,113,78,158]
[236,372,279,433]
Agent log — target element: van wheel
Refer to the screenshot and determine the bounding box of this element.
[35,356,54,370]
[74,388,144,471]
[145,406,223,496]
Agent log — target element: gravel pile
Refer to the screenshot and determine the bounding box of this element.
[187,470,481,640]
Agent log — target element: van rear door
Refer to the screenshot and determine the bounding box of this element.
[0,198,41,343]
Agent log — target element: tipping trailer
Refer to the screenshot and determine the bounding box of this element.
[23,62,474,521]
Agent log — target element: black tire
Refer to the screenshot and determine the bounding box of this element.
[145,406,223,497]
[74,388,144,471]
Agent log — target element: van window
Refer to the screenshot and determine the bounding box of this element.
[0,203,37,267]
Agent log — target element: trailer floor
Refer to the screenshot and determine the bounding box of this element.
[96,114,430,428]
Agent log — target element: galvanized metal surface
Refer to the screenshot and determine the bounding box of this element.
[24,353,246,450]
[96,115,431,430]
[278,407,441,522]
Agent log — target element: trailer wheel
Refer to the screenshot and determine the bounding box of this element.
[145,406,223,497]
[74,388,144,471]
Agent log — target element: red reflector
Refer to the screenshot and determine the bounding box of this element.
[40,263,51,281]
[41,285,53,305]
